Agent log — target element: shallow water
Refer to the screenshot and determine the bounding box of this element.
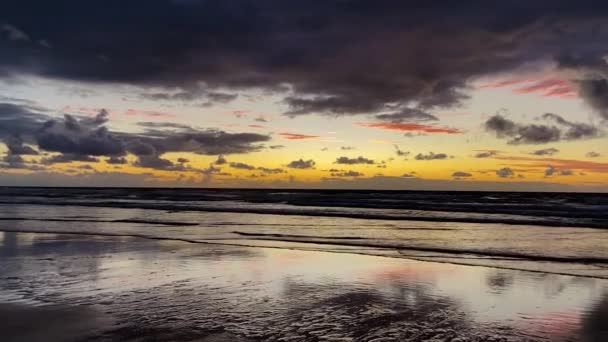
[0,232,606,341]
[0,201,607,278]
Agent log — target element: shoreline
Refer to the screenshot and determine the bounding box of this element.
[1,228,607,281]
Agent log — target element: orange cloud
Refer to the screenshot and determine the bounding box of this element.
[359,122,462,134]
[279,132,320,140]
[248,124,265,129]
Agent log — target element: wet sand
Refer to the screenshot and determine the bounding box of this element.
[0,231,607,341]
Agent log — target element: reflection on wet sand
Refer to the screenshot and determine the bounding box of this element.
[0,232,606,341]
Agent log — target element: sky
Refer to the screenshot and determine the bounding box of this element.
[0,1,607,191]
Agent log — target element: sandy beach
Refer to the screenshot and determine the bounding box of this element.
[1,231,606,342]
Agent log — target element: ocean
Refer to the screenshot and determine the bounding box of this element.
[1,187,606,279]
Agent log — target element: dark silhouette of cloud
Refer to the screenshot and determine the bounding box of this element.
[335,156,375,165]
[257,167,285,174]
[5,137,38,155]
[496,167,515,178]
[394,145,410,157]
[330,170,364,177]
[401,173,417,178]
[415,152,448,160]
[474,150,498,158]
[214,155,227,165]
[229,162,256,170]
[287,159,315,169]
[452,171,472,178]
[545,165,574,177]
[485,113,600,144]
[532,148,559,156]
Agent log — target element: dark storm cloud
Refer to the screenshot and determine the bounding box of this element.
[1,153,45,170]
[38,115,126,158]
[0,107,127,164]
[287,159,316,169]
[415,152,448,160]
[5,1,608,116]
[5,137,38,155]
[484,113,601,145]
[575,79,608,120]
[0,103,49,140]
[0,102,270,169]
[556,55,608,120]
[335,156,375,165]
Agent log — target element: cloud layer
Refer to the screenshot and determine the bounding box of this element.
[4,1,608,118]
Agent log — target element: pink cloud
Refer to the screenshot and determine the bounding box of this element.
[514,79,577,98]
[478,77,577,99]
[359,122,463,134]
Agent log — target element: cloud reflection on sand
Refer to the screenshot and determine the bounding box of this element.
[0,232,606,341]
